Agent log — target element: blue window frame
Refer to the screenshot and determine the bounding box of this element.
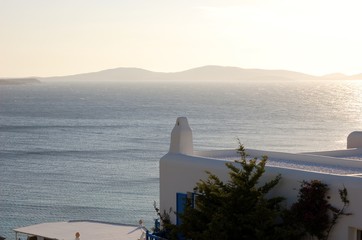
[176,193,187,226]
[176,192,197,226]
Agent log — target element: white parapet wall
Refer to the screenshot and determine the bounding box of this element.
[160,117,362,240]
[347,131,362,149]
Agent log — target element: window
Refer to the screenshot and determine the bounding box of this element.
[176,192,196,226]
[349,227,362,240]
[357,229,362,240]
[176,193,187,226]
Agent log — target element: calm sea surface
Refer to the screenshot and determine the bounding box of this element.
[1,80,362,238]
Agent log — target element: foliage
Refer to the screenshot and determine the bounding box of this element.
[282,180,350,240]
[153,201,178,240]
[177,144,285,240]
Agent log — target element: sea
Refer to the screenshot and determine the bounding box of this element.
[1,80,362,239]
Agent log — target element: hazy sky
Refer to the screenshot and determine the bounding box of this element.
[1,0,362,77]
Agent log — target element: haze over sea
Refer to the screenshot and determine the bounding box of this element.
[1,80,362,239]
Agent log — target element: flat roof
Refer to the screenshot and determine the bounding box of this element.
[266,156,362,176]
[196,149,362,176]
[14,220,147,240]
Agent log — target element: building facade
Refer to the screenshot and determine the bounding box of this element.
[160,117,362,240]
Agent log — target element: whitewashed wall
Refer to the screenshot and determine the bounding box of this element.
[160,118,362,240]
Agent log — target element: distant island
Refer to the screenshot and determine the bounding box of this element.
[20,65,362,82]
[0,78,40,85]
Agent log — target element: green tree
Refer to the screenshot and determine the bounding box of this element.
[178,144,285,240]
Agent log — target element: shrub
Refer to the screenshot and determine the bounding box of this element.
[283,180,350,240]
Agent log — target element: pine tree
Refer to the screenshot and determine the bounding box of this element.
[178,144,284,240]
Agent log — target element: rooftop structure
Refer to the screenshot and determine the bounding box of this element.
[160,117,362,240]
[13,220,147,240]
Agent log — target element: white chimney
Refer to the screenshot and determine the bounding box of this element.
[169,117,193,155]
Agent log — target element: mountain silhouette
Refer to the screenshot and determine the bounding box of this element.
[41,65,362,82]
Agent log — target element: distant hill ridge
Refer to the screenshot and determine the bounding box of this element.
[39,65,362,82]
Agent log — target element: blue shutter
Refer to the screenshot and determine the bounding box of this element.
[176,192,187,226]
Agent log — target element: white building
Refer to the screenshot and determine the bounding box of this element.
[160,117,362,240]
[13,220,148,240]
